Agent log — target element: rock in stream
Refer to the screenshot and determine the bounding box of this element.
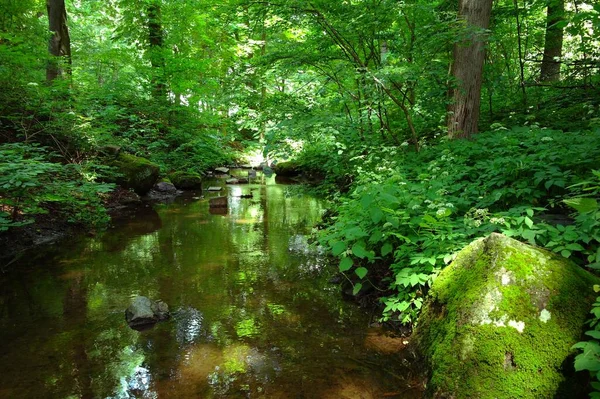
[125,296,170,330]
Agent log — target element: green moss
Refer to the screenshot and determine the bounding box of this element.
[273,161,301,177]
[169,171,202,190]
[110,153,160,195]
[416,233,599,398]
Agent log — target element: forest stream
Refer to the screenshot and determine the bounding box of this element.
[0,171,422,399]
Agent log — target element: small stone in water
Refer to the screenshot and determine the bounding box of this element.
[125,296,170,330]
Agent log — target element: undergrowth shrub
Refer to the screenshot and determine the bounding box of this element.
[319,126,600,325]
[0,143,114,231]
[573,288,600,399]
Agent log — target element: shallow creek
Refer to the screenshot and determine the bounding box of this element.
[0,171,423,398]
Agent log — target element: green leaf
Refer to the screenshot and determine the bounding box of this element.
[423,214,437,224]
[524,216,534,229]
[339,257,353,272]
[355,267,368,279]
[522,229,536,243]
[361,194,374,210]
[414,298,423,309]
[370,207,383,223]
[381,242,393,257]
[561,249,572,258]
[369,230,383,243]
[380,193,399,204]
[331,241,347,256]
[409,273,421,287]
[588,262,600,270]
[397,301,410,312]
[586,330,600,339]
[566,243,585,251]
[526,208,534,217]
[352,242,371,259]
[564,198,598,213]
[345,226,368,239]
[352,283,363,295]
[574,348,600,372]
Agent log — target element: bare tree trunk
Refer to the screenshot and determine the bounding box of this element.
[540,0,565,82]
[259,27,267,144]
[447,0,493,139]
[46,0,71,82]
[514,0,527,105]
[148,1,166,99]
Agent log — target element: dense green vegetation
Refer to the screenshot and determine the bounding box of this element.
[1,0,600,394]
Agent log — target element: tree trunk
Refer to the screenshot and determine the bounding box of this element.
[46,0,71,82]
[148,2,166,99]
[447,0,493,139]
[540,0,565,82]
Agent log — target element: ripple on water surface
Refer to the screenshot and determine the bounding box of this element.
[0,172,423,398]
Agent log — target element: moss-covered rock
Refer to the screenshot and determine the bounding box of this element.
[110,153,160,195]
[415,233,598,398]
[273,161,301,177]
[169,171,202,190]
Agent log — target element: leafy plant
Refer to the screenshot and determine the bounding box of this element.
[573,285,600,399]
[320,127,600,326]
[0,143,114,231]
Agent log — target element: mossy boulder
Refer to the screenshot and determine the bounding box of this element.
[111,153,160,195]
[169,171,202,190]
[273,161,301,177]
[415,233,598,398]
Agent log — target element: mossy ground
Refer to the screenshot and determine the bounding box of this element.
[416,233,598,398]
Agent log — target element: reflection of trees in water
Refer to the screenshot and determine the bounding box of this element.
[207,345,280,397]
[63,273,93,398]
[0,177,398,398]
[101,207,163,253]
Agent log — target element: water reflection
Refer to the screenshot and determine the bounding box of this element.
[174,307,204,345]
[0,172,422,398]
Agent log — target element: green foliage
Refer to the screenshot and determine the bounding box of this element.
[573,285,600,399]
[0,143,114,231]
[502,170,600,268]
[320,126,600,325]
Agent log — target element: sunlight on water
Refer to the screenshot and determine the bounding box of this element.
[0,171,422,398]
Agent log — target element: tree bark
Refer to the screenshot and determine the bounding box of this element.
[46,0,71,82]
[148,2,166,99]
[447,0,493,139]
[539,0,565,82]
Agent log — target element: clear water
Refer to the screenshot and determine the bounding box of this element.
[0,173,422,398]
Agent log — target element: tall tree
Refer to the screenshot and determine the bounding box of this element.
[147,0,165,99]
[447,0,493,139]
[46,0,71,82]
[539,0,565,82]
